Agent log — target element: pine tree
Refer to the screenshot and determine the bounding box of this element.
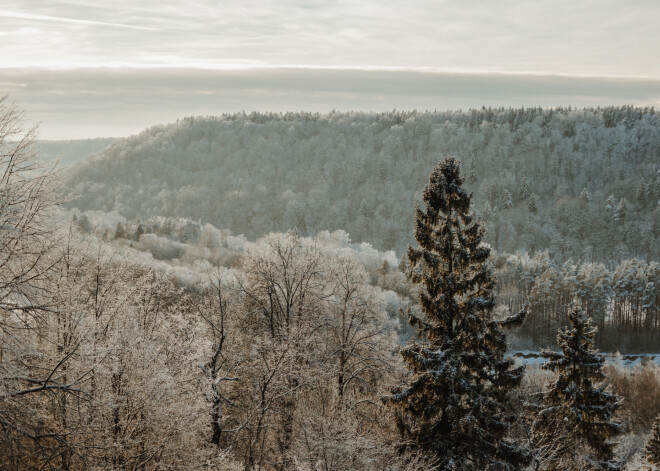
[135,221,144,241]
[532,309,621,470]
[614,198,627,224]
[386,158,529,469]
[114,222,126,239]
[467,160,478,184]
[75,214,93,233]
[580,188,590,205]
[606,194,617,212]
[518,176,531,202]
[637,178,647,205]
[528,193,538,214]
[645,414,660,466]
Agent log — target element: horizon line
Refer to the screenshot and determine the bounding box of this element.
[3,64,660,81]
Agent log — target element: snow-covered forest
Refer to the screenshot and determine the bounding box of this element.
[59,107,660,352]
[62,107,660,261]
[3,95,660,471]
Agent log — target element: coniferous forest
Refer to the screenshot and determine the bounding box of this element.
[2,96,660,471]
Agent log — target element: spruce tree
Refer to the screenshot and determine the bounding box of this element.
[614,198,627,224]
[580,188,590,205]
[114,221,126,239]
[135,221,144,241]
[644,414,660,466]
[528,193,538,214]
[386,158,529,469]
[468,160,478,184]
[518,176,531,202]
[533,308,621,470]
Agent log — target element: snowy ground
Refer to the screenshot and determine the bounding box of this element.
[512,351,660,368]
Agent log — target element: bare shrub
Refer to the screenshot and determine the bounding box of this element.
[605,360,660,433]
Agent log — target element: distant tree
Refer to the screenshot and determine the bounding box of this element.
[359,198,368,217]
[606,194,618,212]
[614,198,627,224]
[467,160,478,184]
[518,176,531,202]
[76,213,93,233]
[114,221,126,239]
[637,178,647,205]
[135,220,144,241]
[580,188,590,205]
[386,158,529,469]
[532,308,621,470]
[528,193,538,214]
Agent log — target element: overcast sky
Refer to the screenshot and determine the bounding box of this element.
[2,0,660,138]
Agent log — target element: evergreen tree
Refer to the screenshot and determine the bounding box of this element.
[468,160,478,184]
[114,222,126,240]
[645,414,660,466]
[386,158,529,469]
[532,308,621,470]
[487,178,503,208]
[528,193,538,214]
[614,198,627,224]
[637,178,647,205]
[75,214,93,234]
[135,221,144,241]
[359,198,368,217]
[518,176,531,202]
[606,194,617,212]
[580,188,590,205]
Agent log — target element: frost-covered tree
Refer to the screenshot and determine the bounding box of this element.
[606,194,618,212]
[0,97,70,466]
[532,309,621,470]
[228,233,398,469]
[386,158,529,469]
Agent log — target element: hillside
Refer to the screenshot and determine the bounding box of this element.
[63,107,660,263]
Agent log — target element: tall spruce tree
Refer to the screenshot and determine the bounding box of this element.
[532,308,621,470]
[386,158,529,470]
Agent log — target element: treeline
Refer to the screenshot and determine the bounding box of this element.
[62,106,660,262]
[496,253,660,351]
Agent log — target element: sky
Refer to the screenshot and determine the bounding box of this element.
[2,0,660,138]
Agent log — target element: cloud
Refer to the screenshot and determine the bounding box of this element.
[0,9,157,30]
[2,1,660,77]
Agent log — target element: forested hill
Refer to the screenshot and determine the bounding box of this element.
[63,107,660,263]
